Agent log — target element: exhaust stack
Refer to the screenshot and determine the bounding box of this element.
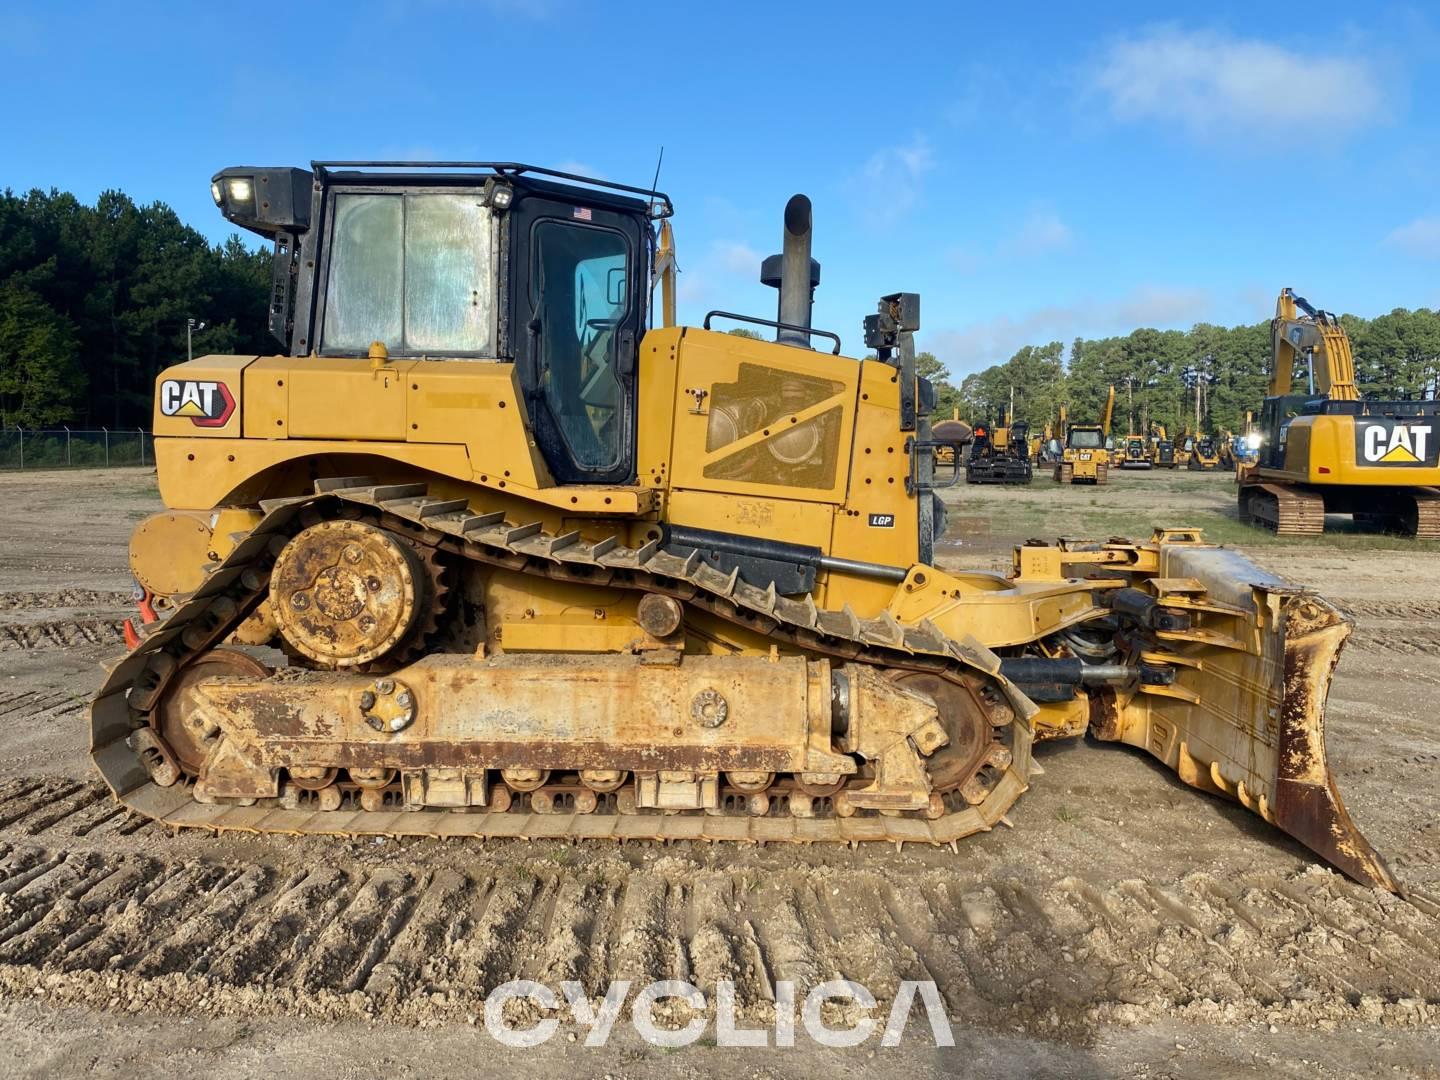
[760,194,821,347]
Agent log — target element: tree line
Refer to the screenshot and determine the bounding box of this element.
[945,309,1440,438]
[0,188,271,429]
[5,186,1436,439]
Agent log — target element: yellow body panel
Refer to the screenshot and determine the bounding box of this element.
[668,328,858,506]
[288,356,416,441]
[1259,414,1440,486]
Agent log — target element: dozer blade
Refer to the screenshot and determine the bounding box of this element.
[1097,545,1397,892]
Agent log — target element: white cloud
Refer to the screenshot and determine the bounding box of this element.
[1002,210,1074,257]
[1384,217,1440,258]
[927,285,1213,376]
[1091,28,1386,139]
[852,135,935,226]
[942,210,1074,275]
[677,240,764,306]
[715,241,762,276]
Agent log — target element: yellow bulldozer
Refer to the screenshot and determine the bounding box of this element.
[1054,386,1115,484]
[93,163,1393,891]
[1238,288,1440,536]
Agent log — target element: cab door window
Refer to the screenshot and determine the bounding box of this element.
[529,221,629,471]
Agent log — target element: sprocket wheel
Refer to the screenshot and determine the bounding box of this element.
[270,518,452,670]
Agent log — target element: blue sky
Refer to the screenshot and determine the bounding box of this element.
[3,0,1438,380]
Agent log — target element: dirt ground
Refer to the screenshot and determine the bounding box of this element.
[0,466,1437,1078]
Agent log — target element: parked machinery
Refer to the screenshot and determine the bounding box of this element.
[1237,288,1440,536]
[1188,435,1222,471]
[966,415,1034,485]
[1119,435,1152,469]
[1054,386,1114,484]
[1150,424,1177,468]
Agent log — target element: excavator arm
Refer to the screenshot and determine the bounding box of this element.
[1271,287,1360,401]
[1101,384,1116,438]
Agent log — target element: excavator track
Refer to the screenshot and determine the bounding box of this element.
[91,478,1035,847]
[1240,483,1325,536]
[1404,488,1440,539]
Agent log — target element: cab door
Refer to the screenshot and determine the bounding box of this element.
[511,196,643,485]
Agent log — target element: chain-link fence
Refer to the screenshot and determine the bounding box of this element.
[0,428,153,470]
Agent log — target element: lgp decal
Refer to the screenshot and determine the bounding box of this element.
[868,513,896,528]
[160,379,236,428]
[1355,420,1435,467]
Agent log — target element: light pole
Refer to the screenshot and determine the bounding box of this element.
[186,318,207,362]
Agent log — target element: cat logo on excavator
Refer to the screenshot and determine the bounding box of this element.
[1358,420,1433,466]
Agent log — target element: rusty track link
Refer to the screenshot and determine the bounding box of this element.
[1408,489,1440,539]
[1242,483,1325,536]
[91,478,1035,846]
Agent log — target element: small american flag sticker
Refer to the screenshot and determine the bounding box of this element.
[572,206,592,221]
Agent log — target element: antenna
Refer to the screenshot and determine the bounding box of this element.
[647,146,664,217]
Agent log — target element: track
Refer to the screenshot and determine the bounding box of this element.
[92,479,1034,844]
[0,773,1436,1032]
[1240,484,1325,536]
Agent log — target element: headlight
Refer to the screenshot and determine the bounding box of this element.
[210,181,223,205]
[226,177,254,203]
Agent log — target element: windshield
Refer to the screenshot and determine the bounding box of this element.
[321,191,498,356]
[1069,428,1103,449]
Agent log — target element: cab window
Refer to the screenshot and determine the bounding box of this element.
[529,221,629,470]
[321,192,498,356]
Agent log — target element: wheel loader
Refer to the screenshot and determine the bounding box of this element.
[1238,288,1440,537]
[93,162,1394,891]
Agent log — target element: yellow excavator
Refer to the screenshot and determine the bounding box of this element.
[1054,385,1115,484]
[92,164,1393,891]
[1238,288,1440,536]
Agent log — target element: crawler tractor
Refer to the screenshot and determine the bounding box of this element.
[1054,387,1115,484]
[93,163,1393,890]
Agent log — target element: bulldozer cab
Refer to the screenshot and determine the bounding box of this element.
[212,162,661,486]
[1067,426,1104,450]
